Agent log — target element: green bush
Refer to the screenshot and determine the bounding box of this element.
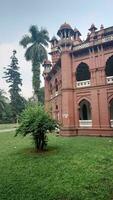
[16,105,58,151]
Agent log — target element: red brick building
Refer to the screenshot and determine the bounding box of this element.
[43,23,113,136]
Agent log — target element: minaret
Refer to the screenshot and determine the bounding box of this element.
[98,24,104,39]
[73,27,82,45]
[89,24,97,41]
[57,23,75,136]
[49,36,60,65]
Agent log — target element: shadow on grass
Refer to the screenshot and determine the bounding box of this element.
[16,145,60,157]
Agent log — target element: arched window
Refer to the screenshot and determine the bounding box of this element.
[110,99,113,119]
[76,62,90,81]
[55,78,58,91]
[105,56,113,77]
[79,100,91,120]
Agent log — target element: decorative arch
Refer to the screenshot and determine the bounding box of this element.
[76,62,90,81]
[79,99,91,120]
[108,94,113,103]
[109,99,113,120]
[105,55,113,77]
[77,96,91,105]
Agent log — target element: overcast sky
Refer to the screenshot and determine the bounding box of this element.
[0,0,113,99]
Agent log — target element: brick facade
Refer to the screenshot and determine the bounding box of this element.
[43,23,113,136]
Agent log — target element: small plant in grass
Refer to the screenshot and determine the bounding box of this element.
[16,104,58,151]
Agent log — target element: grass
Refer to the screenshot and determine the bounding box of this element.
[0,123,18,130]
[0,132,113,200]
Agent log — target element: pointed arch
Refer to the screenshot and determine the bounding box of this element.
[79,99,91,120]
[109,99,113,120]
[105,55,113,77]
[76,62,90,81]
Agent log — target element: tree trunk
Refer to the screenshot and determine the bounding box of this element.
[34,133,45,151]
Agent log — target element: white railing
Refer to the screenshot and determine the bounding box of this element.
[110,120,113,127]
[76,80,91,88]
[79,120,92,127]
[73,34,113,51]
[106,76,113,84]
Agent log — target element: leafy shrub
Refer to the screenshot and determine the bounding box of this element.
[16,105,58,151]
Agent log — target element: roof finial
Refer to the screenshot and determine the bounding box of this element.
[100,24,104,30]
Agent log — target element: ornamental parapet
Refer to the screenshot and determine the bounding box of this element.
[76,80,91,88]
[106,76,113,84]
[73,34,113,51]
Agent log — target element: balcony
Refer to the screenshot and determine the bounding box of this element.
[79,120,92,127]
[106,76,113,84]
[110,120,113,127]
[76,80,91,88]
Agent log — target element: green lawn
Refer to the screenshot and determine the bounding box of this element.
[0,132,113,200]
[0,123,18,130]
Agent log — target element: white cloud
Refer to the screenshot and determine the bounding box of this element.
[0,42,44,99]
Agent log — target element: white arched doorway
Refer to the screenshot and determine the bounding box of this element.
[79,100,92,127]
[109,99,113,127]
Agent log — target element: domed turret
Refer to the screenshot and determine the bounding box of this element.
[89,24,97,33]
[88,24,97,41]
[57,23,74,51]
[50,36,58,46]
[74,27,81,40]
[74,27,81,36]
[43,59,52,78]
[57,22,74,38]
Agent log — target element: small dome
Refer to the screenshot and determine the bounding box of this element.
[57,22,74,37]
[59,22,72,30]
[50,36,58,43]
[89,24,97,31]
[74,27,81,36]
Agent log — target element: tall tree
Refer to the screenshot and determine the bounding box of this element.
[38,87,44,105]
[4,50,26,122]
[0,89,7,118]
[20,25,49,100]
[0,89,12,123]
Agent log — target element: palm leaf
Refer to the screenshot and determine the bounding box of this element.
[20,35,31,48]
[29,25,39,42]
[25,44,34,61]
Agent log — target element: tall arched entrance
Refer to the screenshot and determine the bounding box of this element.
[79,100,92,127]
[109,99,113,127]
[105,56,113,84]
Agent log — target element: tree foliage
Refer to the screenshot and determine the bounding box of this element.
[4,50,26,122]
[0,89,7,113]
[20,25,49,100]
[16,105,58,151]
[0,89,13,123]
[38,87,44,105]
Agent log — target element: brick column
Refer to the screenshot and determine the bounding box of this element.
[45,79,50,111]
[60,50,75,136]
